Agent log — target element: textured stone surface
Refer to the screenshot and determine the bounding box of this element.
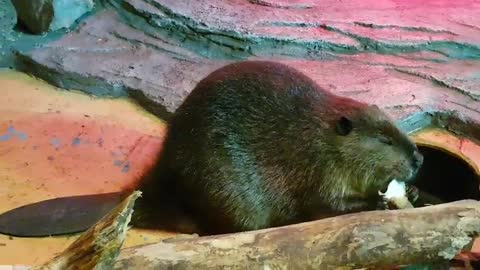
[0,0,16,33]
[11,0,95,34]
[14,0,480,130]
[0,0,95,68]
[11,0,54,34]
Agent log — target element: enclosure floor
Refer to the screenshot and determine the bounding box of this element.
[0,69,479,266]
[0,69,176,266]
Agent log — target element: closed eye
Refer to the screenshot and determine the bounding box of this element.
[378,135,393,145]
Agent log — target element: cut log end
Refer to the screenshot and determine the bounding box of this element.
[33,191,141,270]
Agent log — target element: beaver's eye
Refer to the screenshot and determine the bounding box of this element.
[378,135,393,145]
[336,116,353,136]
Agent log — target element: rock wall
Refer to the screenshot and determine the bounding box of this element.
[3,0,480,130]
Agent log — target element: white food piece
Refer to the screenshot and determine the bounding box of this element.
[380,179,406,199]
[378,179,414,209]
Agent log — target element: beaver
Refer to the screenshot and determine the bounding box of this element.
[0,60,424,237]
[130,60,424,235]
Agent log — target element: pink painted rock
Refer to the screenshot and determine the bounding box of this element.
[16,0,480,130]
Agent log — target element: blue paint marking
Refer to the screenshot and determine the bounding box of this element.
[113,159,132,173]
[72,137,81,146]
[51,138,61,149]
[113,160,123,166]
[16,132,28,140]
[122,161,131,173]
[0,133,11,141]
[0,126,29,141]
[97,138,104,147]
[111,146,133,173]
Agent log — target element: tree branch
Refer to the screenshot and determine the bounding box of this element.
[113,200,480,269]
[33,191,141,270]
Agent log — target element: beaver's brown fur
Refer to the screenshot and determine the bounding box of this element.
[133,60,424,235]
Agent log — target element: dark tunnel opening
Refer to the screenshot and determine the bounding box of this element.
[413,145,480,204]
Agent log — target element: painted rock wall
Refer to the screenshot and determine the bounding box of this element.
[0,0,479,266]
[6,0,480,129]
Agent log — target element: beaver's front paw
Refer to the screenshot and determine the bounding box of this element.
[376,198,395,210]
[406,185,419,204]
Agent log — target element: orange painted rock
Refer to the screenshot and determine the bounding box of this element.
[0,69,173,266]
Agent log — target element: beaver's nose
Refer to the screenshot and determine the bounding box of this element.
[412,150,424,171]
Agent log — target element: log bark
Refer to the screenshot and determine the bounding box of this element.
[113,200,480,269]
[32,191,141,270]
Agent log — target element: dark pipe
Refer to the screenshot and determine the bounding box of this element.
[413,145,480,203]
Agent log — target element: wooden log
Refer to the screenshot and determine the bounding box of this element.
[4,198,480,269]
[113,200,480,269]
[32,191,141,270]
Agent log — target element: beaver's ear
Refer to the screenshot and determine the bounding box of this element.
[336,116,353,136]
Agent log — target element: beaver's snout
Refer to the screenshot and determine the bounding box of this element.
[412,150,424,172]
[406,150,424,182]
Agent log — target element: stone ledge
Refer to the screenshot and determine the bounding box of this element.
[12,0,480,126]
